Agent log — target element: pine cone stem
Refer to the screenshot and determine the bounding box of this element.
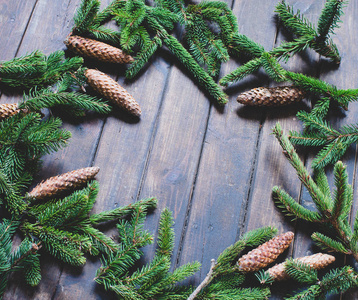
[237,86,305,106]
[85,69,141,117]
[64,35,134,64]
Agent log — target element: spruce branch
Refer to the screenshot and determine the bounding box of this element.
[289,111,358,169]
[187,226,277,300]
[273,123,358,262]
[285,266,358,299]
[95,208,199,299]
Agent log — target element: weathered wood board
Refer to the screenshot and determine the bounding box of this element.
[1,0,357,299]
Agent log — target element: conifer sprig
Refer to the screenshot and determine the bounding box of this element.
[272,122,358,262]
[289,111,358,169]
[187,226,277,300]
[95,208,200,299]
[284,265,358,300]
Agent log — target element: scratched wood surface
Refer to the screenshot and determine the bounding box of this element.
[0,0,357,299]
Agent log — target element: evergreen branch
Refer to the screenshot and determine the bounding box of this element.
[22,223,90,266]
[187,259,216,300]
[274,123,358,262]
[273,122,331,213]
[126,35,162,79]
[284,259,318,284]
[90,197,158,225]
[275,1,317,37]
[93,0,126,25]
[290,112,358,168]
[219,57,261,87]
[317,0,346,40]
[311,232,350,254]
[156,208,174,258]
[0,51,46,77]
[163,34,228,105]
[73,0,101,34]
[19,89,111,115]
[272,186,322,222]
[260,52,287,82]
[332,161,352,220]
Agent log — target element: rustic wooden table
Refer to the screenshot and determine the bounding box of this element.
[1,0,357,299]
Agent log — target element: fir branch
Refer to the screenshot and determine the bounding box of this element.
[219,57,261,87]
[90,197,158,225]
[290,112,358,168]
[73,0,101,34]
[317,0,346,40]
[311,232,350,254]
[273,123,358,262]
[272,186,323,222]
[273,122,331,213]
[284,259,318,284]
[275,1,317,37]
[19,88,111,115]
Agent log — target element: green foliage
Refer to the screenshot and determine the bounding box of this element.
[0,113,71,215]
[95,207,200,299]
[284,266,358,300]
[272,123,358,262]
[289,111,358,169]
[0,51,83,89]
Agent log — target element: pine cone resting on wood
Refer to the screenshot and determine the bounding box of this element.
[0,103,21,120]
[266,253,335,281]
[238,231,294,272]
[237,86,305,106]
[85,69,141,117]
[64,35,134,64]
[27,166,100,201]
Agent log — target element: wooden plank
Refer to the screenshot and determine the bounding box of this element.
[2,0,110,299]
[175,0,282,285]
[241,1,322,298]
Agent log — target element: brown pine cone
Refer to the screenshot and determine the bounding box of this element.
[237,86,305,106]
[237,231,294,272]
[0,103,20,120]
[64,35,134,64]
[85,69,141,117]
[266,253,335,281]
[27,166,100,201]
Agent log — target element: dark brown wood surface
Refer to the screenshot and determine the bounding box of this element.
[1,0,357,299]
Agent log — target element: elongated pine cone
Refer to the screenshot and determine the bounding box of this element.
[237,86,305,106]
[85,69,141,117]
[27,167,100,201]
[0,103,20,120]
[64,35,134,64]
[266,253,335,281]
[238,231,294,272]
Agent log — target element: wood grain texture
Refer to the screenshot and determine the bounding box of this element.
[1,0,358,299]
[176,0,282,285]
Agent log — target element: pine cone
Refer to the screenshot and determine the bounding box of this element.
[237,231,294,272]
[85,69,141,117]
[266,253,335,281]
[64,35,134,64]
[237,86,305,106]
[0,103,20,119]
[27,167,100,201]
